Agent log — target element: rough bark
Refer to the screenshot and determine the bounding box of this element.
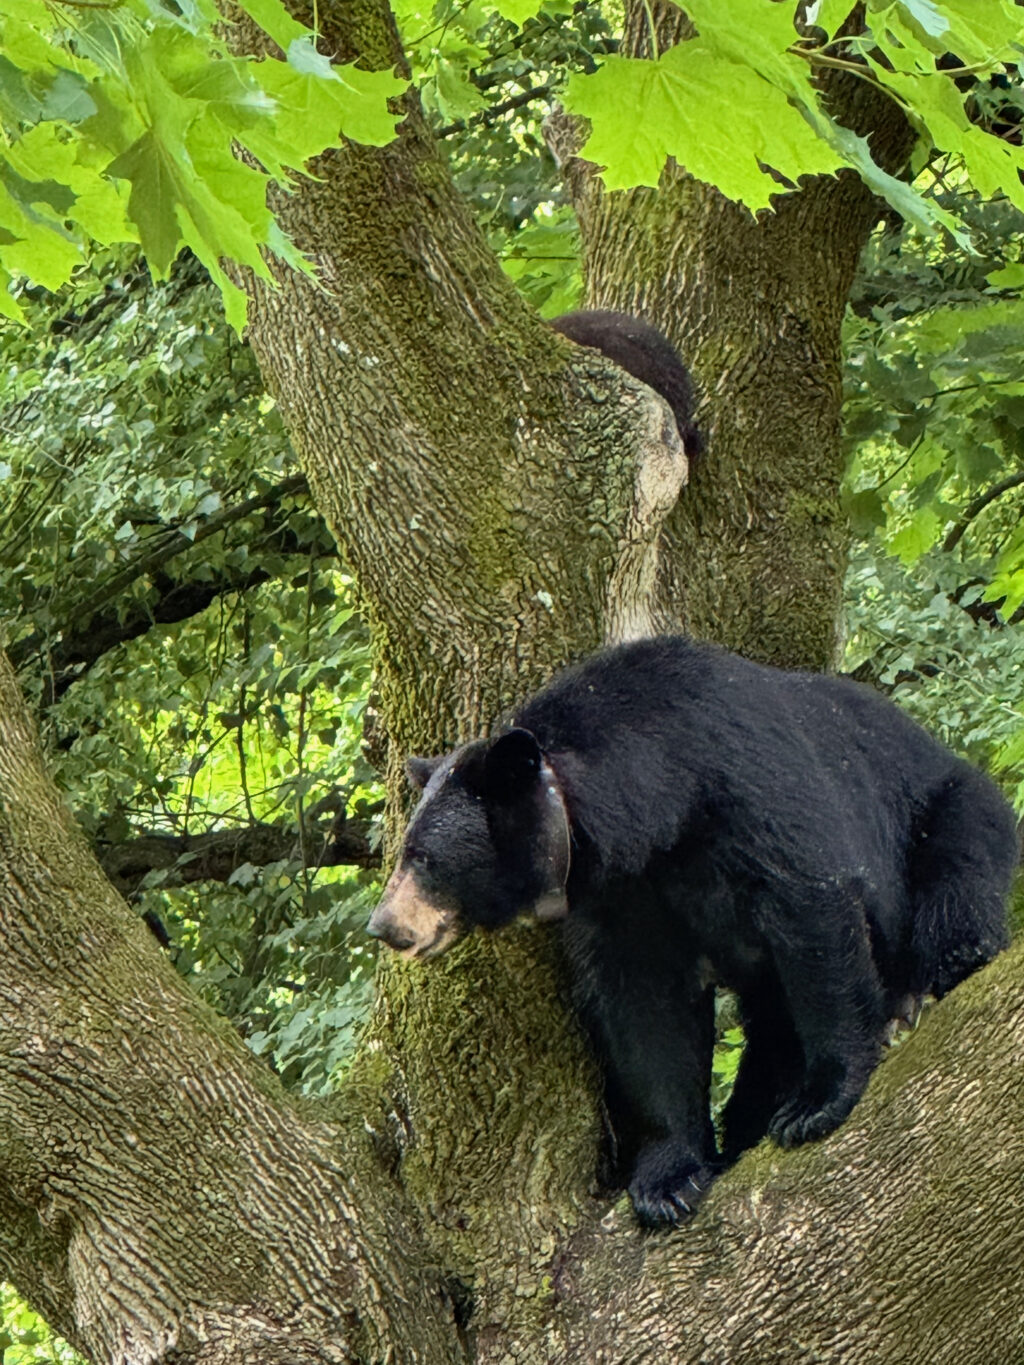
[0,655,461,1365]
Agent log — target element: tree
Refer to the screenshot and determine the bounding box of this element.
[0,1,1023,1361]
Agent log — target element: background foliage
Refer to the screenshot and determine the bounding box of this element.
[1,252,381,1098]
[0,1284,81,1364]
[843,179,1024,809]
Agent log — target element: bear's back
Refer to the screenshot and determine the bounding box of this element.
[516,635,950,783]
[512,636,966,879]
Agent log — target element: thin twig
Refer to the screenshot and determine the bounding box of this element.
[437,81,558,139]
[942,472,1024,553]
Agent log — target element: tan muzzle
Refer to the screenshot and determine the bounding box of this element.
[366,868,461,959]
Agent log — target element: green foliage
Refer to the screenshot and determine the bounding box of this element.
[2,0,605,321]
[842,187,1024,811]
[391,0,607,311]
[3,2,1024,326]
[389,1,1024,311]
[1,249,281,650]
[845,550,1024,810]
[0,1283,84,1364]
[565,11,844,201]
[495,212,580,316]
[711,1022,744,1123]
[843,186,1024,596]
[561,0,1024,240]
[0,0,404,324]
[1,247,382,1093]
[165,867,378,1095]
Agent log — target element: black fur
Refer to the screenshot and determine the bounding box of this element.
[551,310,703,457]
[380,637,1018,1227]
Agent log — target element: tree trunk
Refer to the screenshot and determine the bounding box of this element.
[549,0,918,671]
[2,645,1022,1363]
[0,4,1019,1363]
[0,658,462,1365]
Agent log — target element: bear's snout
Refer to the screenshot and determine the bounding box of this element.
[365,901,416,952]
[367,869,460,960]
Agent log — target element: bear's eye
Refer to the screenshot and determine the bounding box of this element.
[407,848,433,873]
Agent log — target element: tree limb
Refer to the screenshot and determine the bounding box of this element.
[97,813,379,899]
[0,653,458,1365]
[436,81,558,139]
[942,471,1024,553]
[66,472,309,628]
[9,477,323,701]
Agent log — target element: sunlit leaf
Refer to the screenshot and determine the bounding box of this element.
[887,506,943,563]
[487,0,545,23]
[896,0,949,40]
[566,43,842,205]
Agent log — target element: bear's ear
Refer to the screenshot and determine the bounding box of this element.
[484,728,542,798]
[406,754,445,790]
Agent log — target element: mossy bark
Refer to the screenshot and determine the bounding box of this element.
[0,656,461,1365]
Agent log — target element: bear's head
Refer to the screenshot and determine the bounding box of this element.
[366,729,571,960]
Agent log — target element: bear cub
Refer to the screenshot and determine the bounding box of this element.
[550,309,703,458]
[368,637,1018,1227]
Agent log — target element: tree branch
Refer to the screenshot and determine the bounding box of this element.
[942,471,1024,553]
[436,81,558,139]
[97,812,379,900]
[66,473,309,630]
[0,653,455,1364]
[9,476,323,701]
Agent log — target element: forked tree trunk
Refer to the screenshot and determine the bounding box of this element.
[550,2,918,669]
[0,2,1019,1362]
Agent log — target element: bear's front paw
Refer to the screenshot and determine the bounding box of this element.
[767,1089,859,1149]
[628,1141,721,1229]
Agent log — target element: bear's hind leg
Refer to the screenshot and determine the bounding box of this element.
[721,984,803,1163]
[758,887,886,1149]
[907,768,1015,999]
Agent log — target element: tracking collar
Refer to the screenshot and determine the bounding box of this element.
[534,757,572,921]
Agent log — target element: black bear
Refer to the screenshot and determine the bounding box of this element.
[550,310,704,458]
[367,637,1018,1227]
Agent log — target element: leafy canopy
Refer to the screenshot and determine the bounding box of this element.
[5,1,1024,322]
[0,0,404,327]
